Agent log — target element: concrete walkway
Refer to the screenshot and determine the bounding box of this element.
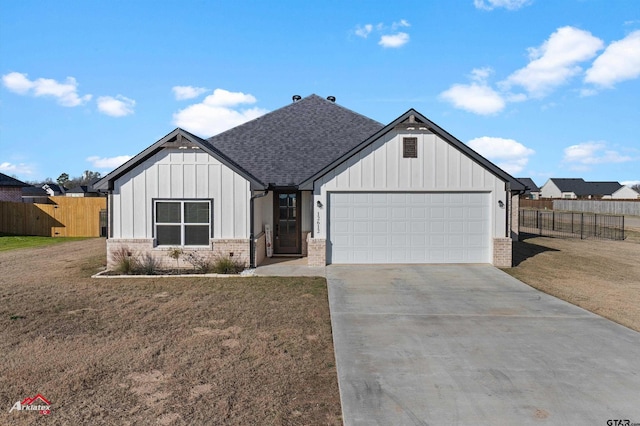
[254,256,325,277]
[327,264,640,425]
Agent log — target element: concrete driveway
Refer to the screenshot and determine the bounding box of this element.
[327,264,640,425]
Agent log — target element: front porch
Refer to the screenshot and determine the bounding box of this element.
[253,189,322,267]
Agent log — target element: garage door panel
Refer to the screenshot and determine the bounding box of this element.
[353,221,369,233]
[371,221,388,233]
[329,192,490,264]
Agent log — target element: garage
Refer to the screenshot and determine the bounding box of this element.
[328,192,490,264]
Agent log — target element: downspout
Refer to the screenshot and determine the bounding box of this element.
[108,189,113,238]
[249,189,269,268]
[505,182,511,238]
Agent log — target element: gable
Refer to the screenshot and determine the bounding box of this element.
[317,129,507,192]
[301,110,524,191]
[95,128,263,191]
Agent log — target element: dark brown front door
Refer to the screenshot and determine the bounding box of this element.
[274,191,300,254]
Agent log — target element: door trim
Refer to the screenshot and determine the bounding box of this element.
[273,190,302,254]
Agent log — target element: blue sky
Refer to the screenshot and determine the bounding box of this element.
[1,0,639,188]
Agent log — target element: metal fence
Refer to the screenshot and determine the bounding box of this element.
[519,209,625,240]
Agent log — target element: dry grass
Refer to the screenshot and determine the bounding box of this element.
[504,232,640,332]
[0,239,341,425]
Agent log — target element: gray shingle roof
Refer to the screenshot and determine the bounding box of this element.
[550,178,622,196]
[0,172,30,187]
[517,177,540,192]
[206,94,384,186]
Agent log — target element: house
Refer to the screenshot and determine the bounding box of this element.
[22,183,66,203]
[606,185,640,200]
[95,94,525,269]
[0,172,30,202]
[540,178,628,199]
[517,178,540,199]
[66,178,102,197]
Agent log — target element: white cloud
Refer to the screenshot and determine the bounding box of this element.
[379,32,410,48]
[354,21,410,47]
[621,180,640,187]
[172,85,208,100]
[0,161,35,176]
[584,30,640,88]
[392,19,410,30]
[2,72,92,107]
[501,26,604,98]
[563,141,633,166]
[86,155,132,169]
[474,0,532,10]
[470,67,493,82]
[440,82,506,115]
[355,24,373,38]
[172,88,268,136]
[97,95,135,117]
[468,136,535,174]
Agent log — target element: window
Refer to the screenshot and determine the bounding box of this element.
[403,137,418,158]
[155,200,211,246]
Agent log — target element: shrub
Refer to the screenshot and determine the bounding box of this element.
[111,246,139,274]
[184,251,214,274]
[167,247,183,269]
[137,253,161,275]
[211,255,244,274]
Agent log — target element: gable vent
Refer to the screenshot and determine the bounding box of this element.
[403,137,418,158]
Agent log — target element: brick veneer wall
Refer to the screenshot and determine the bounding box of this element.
[307,236,326,267]
[106,238,251,270]
[493,237,512,267]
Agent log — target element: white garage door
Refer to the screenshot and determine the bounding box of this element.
[328,192,490,264]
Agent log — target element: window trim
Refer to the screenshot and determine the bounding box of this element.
[152,198,214,247]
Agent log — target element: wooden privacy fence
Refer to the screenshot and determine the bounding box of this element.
[0,196,106,237]
[520,199,554,210]
[553,199,640,216]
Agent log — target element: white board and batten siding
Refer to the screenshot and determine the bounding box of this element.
[313,131,508,264]
[112,149,251,239]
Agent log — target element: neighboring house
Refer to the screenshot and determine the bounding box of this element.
[606,185,640,200]
[95,94,525,269]
[22,183,66,203]
[517,178,540,199]
[0,172,30,202]
[66,178,102,197]
[540,178,626,199]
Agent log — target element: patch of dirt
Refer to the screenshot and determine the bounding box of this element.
[504,235,640,332]
[0,239,341,425]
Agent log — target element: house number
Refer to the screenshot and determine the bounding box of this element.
[316,212,320,234]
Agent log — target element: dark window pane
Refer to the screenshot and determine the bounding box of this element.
[156,202,181,223]
[185,202,209,223]
[157,225,181,245]
[185,225,209,245]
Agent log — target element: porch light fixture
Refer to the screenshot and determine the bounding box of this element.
[316,200,323,208]
[498,200,505,208]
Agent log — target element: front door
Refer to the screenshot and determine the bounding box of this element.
[274,191,300,254]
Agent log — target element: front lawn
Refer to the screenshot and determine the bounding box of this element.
[0,239,341,425]
[0,233,88,252]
